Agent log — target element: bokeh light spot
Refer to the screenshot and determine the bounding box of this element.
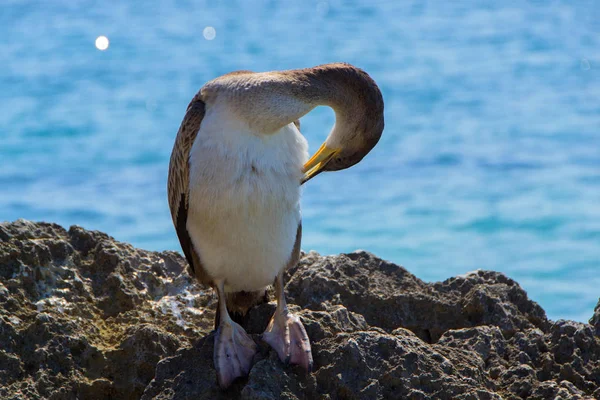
[95,36,109,51]
[203,26,216,41]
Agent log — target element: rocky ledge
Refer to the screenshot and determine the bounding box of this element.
[1,220,599,400]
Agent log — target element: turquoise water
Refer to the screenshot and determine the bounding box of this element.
[1,1,599,322]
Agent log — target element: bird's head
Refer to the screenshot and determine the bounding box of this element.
[301,64,384,184]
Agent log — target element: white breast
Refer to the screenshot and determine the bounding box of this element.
[186,100,308,292]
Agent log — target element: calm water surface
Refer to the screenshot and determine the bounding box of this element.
[1,1,599,321]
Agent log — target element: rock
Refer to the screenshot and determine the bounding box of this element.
[0,220,599,399]
[286,253,548,343]
[590,298,600,337]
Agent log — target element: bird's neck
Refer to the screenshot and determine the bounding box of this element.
[200,63,374,137]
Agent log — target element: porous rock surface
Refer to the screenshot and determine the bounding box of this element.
[0,220,599,399]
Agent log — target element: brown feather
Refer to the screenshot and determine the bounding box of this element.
[167,93,212,284]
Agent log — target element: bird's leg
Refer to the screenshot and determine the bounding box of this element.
[213,279,257,388]
[262,271,313,371]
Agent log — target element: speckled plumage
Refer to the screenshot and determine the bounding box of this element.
[167,93,205,277]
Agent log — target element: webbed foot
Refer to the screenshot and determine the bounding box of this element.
[214,313,257,388]
[262,309,313,372]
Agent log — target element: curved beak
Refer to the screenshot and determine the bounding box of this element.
[302,143,340,184]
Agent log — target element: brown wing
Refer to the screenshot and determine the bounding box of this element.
[287,221,302,270]
[167,92,208,280]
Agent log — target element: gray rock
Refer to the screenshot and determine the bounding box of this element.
[590,298,600,337]
[0,220,599,399]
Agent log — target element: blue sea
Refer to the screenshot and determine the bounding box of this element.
[1,1,599,322]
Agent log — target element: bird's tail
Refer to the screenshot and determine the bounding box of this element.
[214,289,268,330]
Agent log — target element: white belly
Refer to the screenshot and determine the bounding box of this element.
[186,105,308,292]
